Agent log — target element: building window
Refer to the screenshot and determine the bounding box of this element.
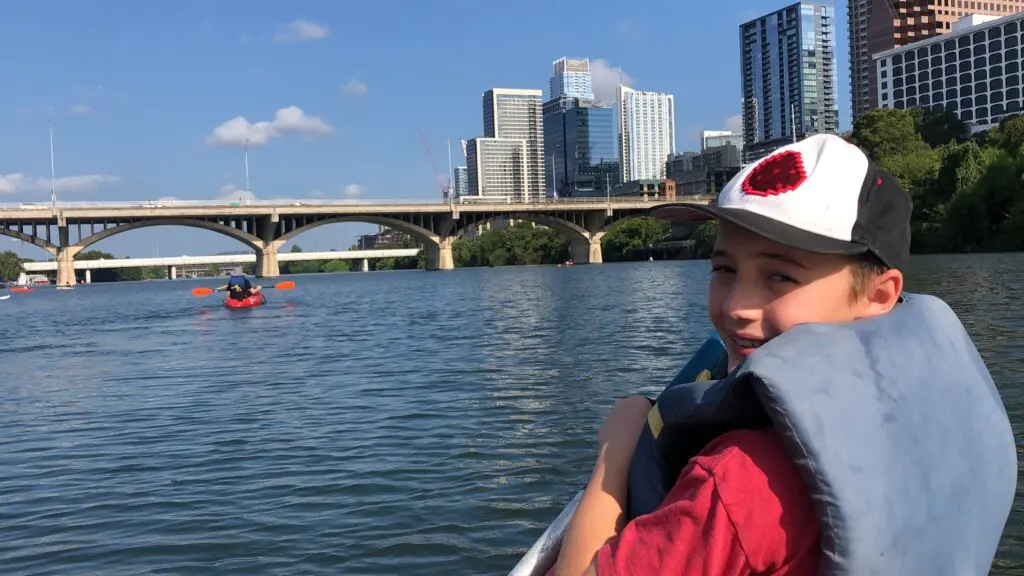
[990,52,1003,65]
[932,79,944,90]
[976,69,988,81]
[976,106,989,118]
[974,44,987,57]
[976,93,989,106]
[961,96,974,109]
[946,88,958,100]
[989,27,1002,41]
[961,109,974,121]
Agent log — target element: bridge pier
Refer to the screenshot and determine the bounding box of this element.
[84,269,91,284]
[256,240,282,278]
[425,237,454,271]
[359,258,369,272]
[55,246,82,287]
[570,233,604,264]
[167,265,177,280]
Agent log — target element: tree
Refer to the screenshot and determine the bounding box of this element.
[601,217,671,261]
[850,108,930,162]
[0,250,23,282]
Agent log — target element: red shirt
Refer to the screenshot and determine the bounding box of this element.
[594,428,821,575]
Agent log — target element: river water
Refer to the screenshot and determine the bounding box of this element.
[1,254,1022,575]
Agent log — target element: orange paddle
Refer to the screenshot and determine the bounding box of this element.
[191,280,295,296]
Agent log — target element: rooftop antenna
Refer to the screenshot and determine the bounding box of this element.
[49,119,56,211]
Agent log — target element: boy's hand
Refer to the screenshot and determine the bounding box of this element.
[597,395,654,472]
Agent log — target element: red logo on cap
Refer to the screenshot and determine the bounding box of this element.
[741,150,807,197]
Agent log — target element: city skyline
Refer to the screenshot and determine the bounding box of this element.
[0,1,862,257]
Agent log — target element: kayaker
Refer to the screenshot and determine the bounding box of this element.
[218,274,261,301]
[553,135,928,575]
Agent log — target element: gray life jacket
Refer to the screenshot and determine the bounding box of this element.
[626,293,1016,574]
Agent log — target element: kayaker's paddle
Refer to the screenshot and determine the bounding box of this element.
[191,280,296,297]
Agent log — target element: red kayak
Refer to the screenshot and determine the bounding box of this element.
[9,287,34,293]
[223,293,267,309]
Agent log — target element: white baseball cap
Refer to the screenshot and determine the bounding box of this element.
[651,134,912,270]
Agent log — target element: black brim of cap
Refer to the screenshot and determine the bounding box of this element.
[650,203,870,257]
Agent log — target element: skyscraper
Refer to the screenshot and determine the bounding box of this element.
[740,2,839,163]
[543,97,619,197]
[617,85,676,182]
[482,89,545,201]
[466,138,528,200]
[849,0,1022,122]
[550,57,594,99]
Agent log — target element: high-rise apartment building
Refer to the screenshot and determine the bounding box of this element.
[849,0,1023,122]
[875,12,1024,131]
[617,85,676,182]
[550,57,595,99]
[543,97,619,197]
[740,2,840,163]
[453,166,469,197]
[465,138,528,200]
[482,89,545,200]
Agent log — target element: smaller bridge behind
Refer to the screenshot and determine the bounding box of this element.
[22,248,419,282]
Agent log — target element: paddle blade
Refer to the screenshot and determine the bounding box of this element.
[192,287,215,296]
[273,280,296,290]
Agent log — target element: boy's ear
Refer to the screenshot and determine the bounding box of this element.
[861,269,904,316]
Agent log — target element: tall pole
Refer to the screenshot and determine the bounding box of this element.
[446,136,454,202]
[49,119,56,211]
[244,137,251,193]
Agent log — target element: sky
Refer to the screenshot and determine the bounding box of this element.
[0,0,852,259]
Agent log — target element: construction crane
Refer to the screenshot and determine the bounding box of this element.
[417,128,453,200]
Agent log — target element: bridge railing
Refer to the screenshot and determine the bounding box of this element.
[0,195,714,211]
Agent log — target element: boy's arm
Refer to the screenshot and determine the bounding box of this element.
[556,396,652,576]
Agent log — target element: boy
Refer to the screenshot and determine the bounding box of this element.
[555,134,910,575]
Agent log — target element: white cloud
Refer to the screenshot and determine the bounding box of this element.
[343,183,363,198]
[72,85,104,98]
[68,104,93,116]
[206,105,333,147]
[0,173,120,195]
[156,196,180,201]
[591,59,634,102]
[341,78,367,96]
[219,183,257,203]
[274,19,329,43]
[308,189,324,197]
[724,114,743,133]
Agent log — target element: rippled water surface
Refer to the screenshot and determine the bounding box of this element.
[1,255,1022,575]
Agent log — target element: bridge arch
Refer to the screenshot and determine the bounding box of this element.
[0,228,58,254]
[454,212,591,242]
[276,215,440,246]
[71,218,264,252]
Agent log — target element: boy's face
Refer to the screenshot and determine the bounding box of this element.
[708,223,901,371]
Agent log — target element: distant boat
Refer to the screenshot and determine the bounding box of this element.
[0,294,9,301]
[56,286,74,291]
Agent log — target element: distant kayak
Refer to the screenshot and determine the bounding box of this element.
[223,293,266,309]
[9,287,33,293]
[0,294,9,300]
